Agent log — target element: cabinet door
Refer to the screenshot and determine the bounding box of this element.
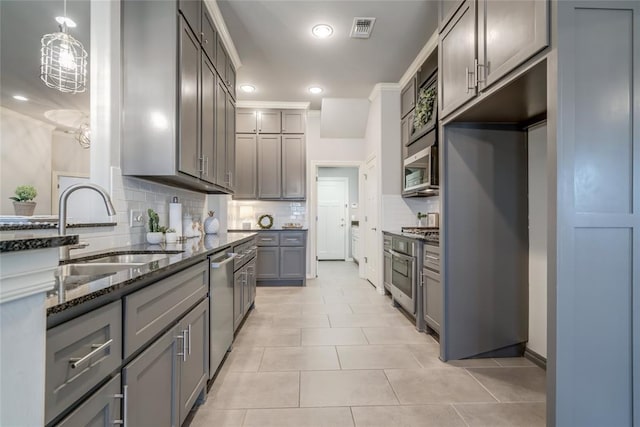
[439,0,477,118]
[400,77,416,118]
[179,0,201,36]
[439,0,465,31]
[280,247,305,279]
[424,269,442,333]
[258,111,281,133]
[237,110,257,133]
[201,8,216,63]
[406,110,416,142]
[384,252,392,289]
[123,327,178,427]
[243,265,252,314]
[282,110,305,134]
[282,135,306,199]
[201,56,216,183]
[178,18,201,178]
[227,61,236,99]
[215,37,227,82]
[257,247,279,279]
[257,135,282,199]
[247,260,256,306]
[234,134,257,198]
[401,116,409,148]
[215,78,228,187]
[226,96,236,191]
[178,299,208,426]
[55,374,122,427]
[233,269,244,330]
[477,0,548,89]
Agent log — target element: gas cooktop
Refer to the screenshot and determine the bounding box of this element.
[401,227,439,244]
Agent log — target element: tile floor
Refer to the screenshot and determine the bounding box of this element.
[190,261,546,427]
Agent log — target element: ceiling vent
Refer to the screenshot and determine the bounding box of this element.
[350,17,376,39]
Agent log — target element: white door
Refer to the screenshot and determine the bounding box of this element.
[364,158,378,286]
[317,178,348,260]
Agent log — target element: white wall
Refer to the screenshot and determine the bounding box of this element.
[51,131,91,176]
[307,111,366,162]
[527,123,548,358]
[318,167,359,258]
[0,108,54,215]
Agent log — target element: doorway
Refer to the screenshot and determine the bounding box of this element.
[317,177,348,260]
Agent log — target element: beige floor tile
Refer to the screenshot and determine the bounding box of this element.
[211,372,299,409]
[271,313,331,328]
[351,404,467,427]
[337,345,422,370]
[301,303,353,314]
[243,407,355,427]
[329,313,408,328]
[385,368,497,404]
[466,367,546,402]
[190,408,246,427]
[251,303,302,315]
[260,346,340,371]
[454,402,546,426]
[349,303,398,314]
[301,327,368,346]
[233,327,301,347]
[224,346,264,372]
[363,327,432,344]
[493,357,536,367]
[323,295,376,304]
[406,344,451,369]
[446,358,501,368]
[300,370,399,407]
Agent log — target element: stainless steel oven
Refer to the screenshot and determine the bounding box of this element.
[387,236,416,315]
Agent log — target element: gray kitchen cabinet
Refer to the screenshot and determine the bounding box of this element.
[257,135,282,199]
[258,110,282,133]
[178,17,201,179]
[439,0,477,118]
[215,78,228,188]
[247,259,256,307]
[280,232,305,246]
[406,110,415,142]
[439,0,465,31]
[401,77,416,118]
[423,269,442,333]
[226,96,236,192]
[237,110,257,133]
[46,301,122,425]
[477,0,548,90]
[280,246,305,279]
[282,134,306,199]
[227,60,236,99]
[257,246,280,280]
[234,134,257,199]
[282,110,305,133]
[256,232,279,246]
[243,264,252,314]
[123,326,178,427]
[178,299,208,426]
[179,0,201,36]
[233,268,244,330]
[201,8,216,63]
[384,251,392,290]
[401,116,409,148]
[55,374,122,427]
[215,36,227,89]
[201,56,216,183]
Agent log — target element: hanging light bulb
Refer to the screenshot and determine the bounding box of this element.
[40,0,87,93]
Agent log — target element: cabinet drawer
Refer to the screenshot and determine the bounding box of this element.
[280,232,305,246]
[54,374,122,427]
[383,235,392,250]
[124,261,207,358]
[256,232,279,246]
[46,301,122,425]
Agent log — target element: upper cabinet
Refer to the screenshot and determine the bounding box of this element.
[439,0,548,118]
[401,77,416,118]
[438,0,465,31]
[122,0,236,193]
[237,110,257,133]
[282,110,306,134]
[258,111,282,134]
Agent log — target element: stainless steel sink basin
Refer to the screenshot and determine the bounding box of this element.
[85,253,172,264]
[59,263,144,276]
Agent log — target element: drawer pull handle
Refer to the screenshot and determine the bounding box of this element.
[425,255,440,261]
[69,339,113,369]
[188,324,192,356]
[177,332,187,362]
[285,238,297,241]
[113,385,127,426]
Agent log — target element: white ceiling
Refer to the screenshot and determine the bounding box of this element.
[0,0,90,129]
[217,0,439,109]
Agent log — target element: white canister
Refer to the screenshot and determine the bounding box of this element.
[183,214,193,237]
[204,211,220,234]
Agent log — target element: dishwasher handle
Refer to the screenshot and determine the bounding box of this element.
[210,253,237,269]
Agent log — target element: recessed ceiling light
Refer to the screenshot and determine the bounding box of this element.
[12,95,28,101]
[55,16,77,28]
[240,85,256,93]
[312,24,333,39]
[308,86,323,94]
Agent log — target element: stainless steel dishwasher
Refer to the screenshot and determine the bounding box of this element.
[209,251,236,379]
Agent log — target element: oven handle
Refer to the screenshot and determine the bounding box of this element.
[389,249,415,263]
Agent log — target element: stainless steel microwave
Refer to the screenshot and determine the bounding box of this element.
[402,129,439,197]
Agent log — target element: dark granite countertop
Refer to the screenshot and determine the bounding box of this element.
[46,232,256,326]
[0,222,117,231]
[382,229,439,244]
[228,228,308,232]
[0,233,79,252]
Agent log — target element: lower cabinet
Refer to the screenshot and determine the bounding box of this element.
[244,259,256,314]
[256,231,306,285]
[280,246,305,279]
[423,268,442,333]
[234,258,257,331]
[55,374,122,427]
[384,251,392,290]
[123,299,208,427]
[257,246,279,279]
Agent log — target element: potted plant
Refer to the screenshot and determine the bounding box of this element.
[10,185,37,216]
[147,209,164,244]
[417,211,427,227]
[165,227,178,243]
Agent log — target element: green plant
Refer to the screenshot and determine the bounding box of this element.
[158,226,168,234]
[417,212,428,220]
[10,185,37,202]
[413,84,437,131]
[148,208,161,232]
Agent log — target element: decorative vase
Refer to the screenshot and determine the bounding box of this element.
[204,211,219,234]
[165,232,178,244]
[146,232,163,244]
[13,201,36,216]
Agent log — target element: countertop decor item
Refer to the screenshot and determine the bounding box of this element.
[257,214,274,229]
[146,208,164,244]
[417,212,428,227]
[10,185,37,216]
[169,196,182,238]
[204,211,219,234]
[165,228,178,243]
[282,223,303,229]
[413,83,437,132]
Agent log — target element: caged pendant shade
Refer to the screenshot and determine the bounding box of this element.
[40,1,87,94]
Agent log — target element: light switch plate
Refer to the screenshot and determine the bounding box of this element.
[130,209,144,228]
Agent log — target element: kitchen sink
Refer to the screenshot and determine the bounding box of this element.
[84,253,173,264]
[59,262,144,276]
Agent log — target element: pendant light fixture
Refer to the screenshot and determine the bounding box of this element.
[40,0,87,94]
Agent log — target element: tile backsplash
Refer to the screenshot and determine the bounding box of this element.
[228,200,307,229]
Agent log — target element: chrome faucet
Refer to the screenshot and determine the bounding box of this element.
[58,183,116,259]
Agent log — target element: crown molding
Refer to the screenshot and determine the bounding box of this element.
[398,30,438,88]
[204,0,242,69]
[236,100,311,110]
[368,83,401,101]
